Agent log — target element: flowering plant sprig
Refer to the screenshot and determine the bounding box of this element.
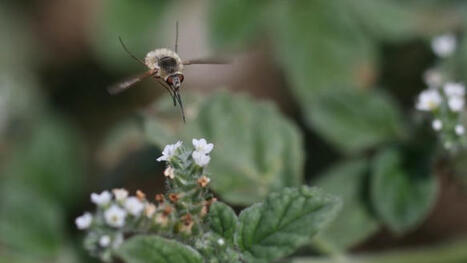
[415,34,466,151]
[76,138,217,262]
[76,138,340,263]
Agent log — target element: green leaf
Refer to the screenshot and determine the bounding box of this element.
[343,0,416,42]
[371,147,438,233]
[310,89,405,153]
[208,0,269,49]
[313,159,380,252]
[208,202,238,244]
[145,91,304,205]
[4,117,85,206]
[117,236,203,263]
[0,183,65,257]
[235,186,341,262]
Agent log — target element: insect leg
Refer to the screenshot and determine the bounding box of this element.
[152,77,177,106]
[175,91,186,123]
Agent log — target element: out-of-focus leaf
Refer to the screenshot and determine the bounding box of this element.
[313,159,380,252]
[208,0,269,49]
[310,89,406,153]
[371,147,438,233]
[4,117,85,206]
[0,182,64,257]
[117,236,203,263]
[235,186,341,262]
[96,119,145,169]
[145,91,304,205]
[92,0,170,71]
[208,202,238,244]
[344,0,416,41]
[272,1,375,100]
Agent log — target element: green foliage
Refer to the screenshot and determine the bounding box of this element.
[235,186,341,262]
[0,116,86,261]
[371,147,438,233]
[92,0,169,71]
[145,91,304,205]
[313,159,380,252]
[117,236,203,263]
[309,89,406,153]
[208,202,238,244]
[208,0,417,153]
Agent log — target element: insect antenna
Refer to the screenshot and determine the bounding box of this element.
[174,21,179,53]
[119,36,146,66]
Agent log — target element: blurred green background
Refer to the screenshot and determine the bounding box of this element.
[2,0,467,262]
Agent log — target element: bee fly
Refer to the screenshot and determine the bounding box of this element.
[108,22,229,122]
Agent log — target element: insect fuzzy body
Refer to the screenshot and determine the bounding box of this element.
[108,23,229,123]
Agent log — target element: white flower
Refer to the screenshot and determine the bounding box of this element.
[99,235,111,247]
[423,69,443,88]
[75,212,92,230]
[448,96,464,112]
[192,151,211,167]
[156,141,182,162]
[456,124,465,135]
[113,188,128,202]
[104,205,127,228]
[124,197,145,217]
[432,119,443,131]
[431,34,456,58]
[192,138,214,155]
[164,166,175,179]
[443,82,465,97]
[416,89,442,111]
[217,238,225,246]
[91,191,112,207]
[113,233,124,249]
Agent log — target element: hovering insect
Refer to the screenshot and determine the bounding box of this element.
[108,22,229,122]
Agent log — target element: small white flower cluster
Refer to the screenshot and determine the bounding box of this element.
[415,34,466,149]
[192,138,213,167]
[75,188,150,254]
[156,138,214,167]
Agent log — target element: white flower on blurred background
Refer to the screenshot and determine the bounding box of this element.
[156,141,182,161]
[424,69,443,88]
[91,191,112,207]
[217,238,225,246]
[112,188,128,202]
[456,125,465,135]
[431,34,457,58]
[432,119,443,131]
[448,96,465,112]
[99,235,111,247]
[164,166,175,179]
[442,82,465,112]
[416,89,442,111]
[444,82,465,97]
[124,197,144,217]
[192,138,214,155]
[192,151,211,167]
[104,205,127,228]
[75,212,92,230]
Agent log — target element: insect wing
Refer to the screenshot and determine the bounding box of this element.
[108,71,153,95]
[183,57,231,65]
